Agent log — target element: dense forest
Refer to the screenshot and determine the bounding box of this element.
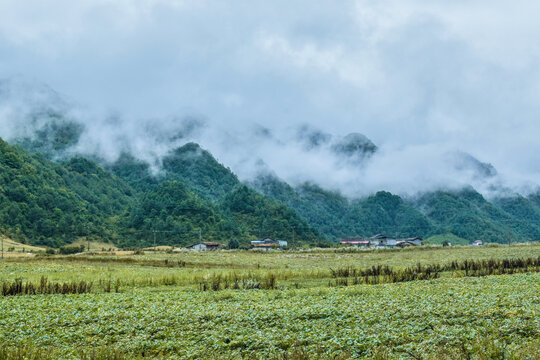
[0,137,320,247]
[2,125,540,248]
[0,138,131,247]
[252,171,540,244]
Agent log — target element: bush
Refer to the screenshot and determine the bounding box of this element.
[315,241,333,248]
[227,238,239,249]
[58,244,85,255]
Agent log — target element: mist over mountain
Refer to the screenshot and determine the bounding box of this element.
[1,77,534,201]
[1,1,540,200]
[1,77,540,246]
[1,105,540,247]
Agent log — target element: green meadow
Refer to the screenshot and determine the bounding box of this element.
[0,244,539,359]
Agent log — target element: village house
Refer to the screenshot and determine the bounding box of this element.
[251,243,279,251]
[339,237,369,247]
[250,238,287,251]
[338,234,425,249]
[186,242,220,251]
[396,237,424,247]
[472,240,484,246]
[369,234,397,248]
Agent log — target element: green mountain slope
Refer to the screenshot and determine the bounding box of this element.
[0,138,131,247]
[253,172,540,243]
[113,144,323,246]
[219,184,320,246]
[162,143,239,202]
[0,138,324,247]
[7,126,540,246]
[109,153,159,193]
[351,191,433,238]
[252,173,433,239]
[414,189,540,243]
[251,173,352,238]
[123,180,234,247]
[492,194,540,241]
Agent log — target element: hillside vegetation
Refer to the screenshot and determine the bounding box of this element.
[0,138,131,247]
[0,138,319,247]
[2,132,540,247]
[253,172,540,243]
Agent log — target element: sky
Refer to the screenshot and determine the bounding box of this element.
[0,1,539,197]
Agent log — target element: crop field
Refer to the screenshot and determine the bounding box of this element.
[0,244,539,359]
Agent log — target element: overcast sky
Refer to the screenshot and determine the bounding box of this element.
[1,1,539,196]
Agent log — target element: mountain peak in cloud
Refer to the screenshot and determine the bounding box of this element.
[448,151,498,179]
[296,125,332,150]
[331,132,378,160]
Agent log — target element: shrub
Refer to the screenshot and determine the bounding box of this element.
[228,238,240,250]
[58,244,85,255]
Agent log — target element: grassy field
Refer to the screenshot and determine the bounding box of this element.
[0,237,46,255]
[0,244,538,359]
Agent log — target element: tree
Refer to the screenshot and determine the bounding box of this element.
[228,238,239,249]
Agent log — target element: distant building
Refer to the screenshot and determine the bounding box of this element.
[369,234,397,248]
[250,238,287,251]
[251,243,280,251]
[396,237,423,247]
[340,234,424,249]
[472,240,484,246]
[186,242,220,251]
[339,237,369,247]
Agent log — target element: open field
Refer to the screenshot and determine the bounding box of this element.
[69,239,119,252]
[0,244,539,359]
[0,237,46,255]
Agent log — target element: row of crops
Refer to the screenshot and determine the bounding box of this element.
[0,246,538,359]
[2,256,538,294]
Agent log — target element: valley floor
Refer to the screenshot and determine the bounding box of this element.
[0,244,539,359]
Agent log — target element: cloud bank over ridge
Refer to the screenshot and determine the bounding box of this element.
[0,1,539,197]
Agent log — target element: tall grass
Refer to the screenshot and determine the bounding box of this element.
[445,256,540,276]
[328,256,540,287]
[199,273,279,291]
[329,263,442,286]
[1,276,93,296]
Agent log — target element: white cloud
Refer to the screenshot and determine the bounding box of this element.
[257,32,381,89]
[0,0,196,57]
[0,1,539,197]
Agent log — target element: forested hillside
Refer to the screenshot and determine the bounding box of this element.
[0,138,131,247]
[219,185,320,245]
[0,137,321,247]
[415,189,540,242]
[253,172,540,243]
[112,143,321,247]
[252,174,432,240]
[161,143,240,202]
[3,128,540,247]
